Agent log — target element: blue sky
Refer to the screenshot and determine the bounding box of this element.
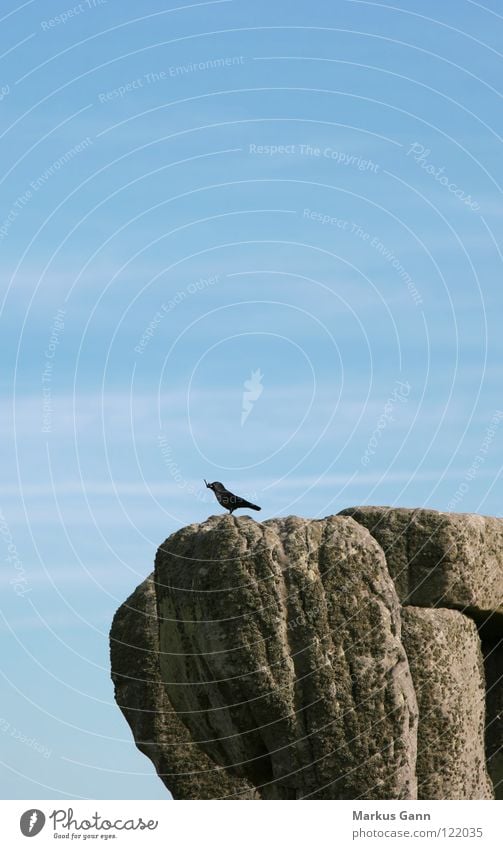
[1,0,502,799]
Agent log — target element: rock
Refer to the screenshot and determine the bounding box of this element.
[109,575,257,799]
[110,510,502,799]
[339,507,503,628]
[153,514,418,799]
[401,607,493,799]
[482,638,503,799]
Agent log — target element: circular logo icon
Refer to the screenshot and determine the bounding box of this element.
[19,809,46,837]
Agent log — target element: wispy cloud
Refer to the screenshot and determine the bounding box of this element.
[1,468,494,503]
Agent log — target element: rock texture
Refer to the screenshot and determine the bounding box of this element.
[110,576,257,799]
[339,507,503,632]
[110,507,503,799]
[401,607,492,799]
[483,638,503,799]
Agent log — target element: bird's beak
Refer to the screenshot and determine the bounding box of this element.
[204,479,210,488]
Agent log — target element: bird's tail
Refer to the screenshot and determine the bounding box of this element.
[242,500,261,511]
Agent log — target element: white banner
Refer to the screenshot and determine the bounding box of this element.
[2,799,502,848]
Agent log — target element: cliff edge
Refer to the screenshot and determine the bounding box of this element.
[110,508,503,799]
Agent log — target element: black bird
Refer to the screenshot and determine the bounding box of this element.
[204,480,261,514]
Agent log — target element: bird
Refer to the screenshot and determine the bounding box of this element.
[204,479,261,514]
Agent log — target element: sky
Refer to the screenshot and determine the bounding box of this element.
[1,0,502,800]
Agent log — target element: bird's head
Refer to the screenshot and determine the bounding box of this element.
[204,480,224,492]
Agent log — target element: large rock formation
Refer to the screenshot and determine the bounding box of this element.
[110,508,503,799]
